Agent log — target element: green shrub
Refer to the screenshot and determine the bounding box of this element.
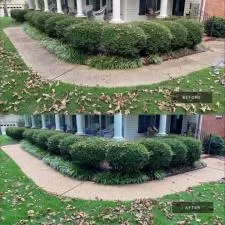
[25,11,36,26]
[205,16,225,38]
[32,12,54,32]
[160,21,188,50]
[203,135,225,155]
[140,139,173,170]
[162,139,187,167]
[58,135,85,156]
[23,129,36,143]
[6,127,25,140]
[70,137,107,168]
[178,137,202,165]
[65,21,103,52]
[45,15,67,37]
[101,24,146,56]
[11,9,29,23]
[32,129,43,144]
[87,55,142,69]
[106,142,149,173]
[55,18,78,41]
[135,21,172,54]
[47,133,68,154]
[177,19,203,49]
[35,130,57,149]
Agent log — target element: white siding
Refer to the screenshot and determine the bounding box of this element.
[124,0,147,22]
[123,115,143,140]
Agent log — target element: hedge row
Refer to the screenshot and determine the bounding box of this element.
[11,9,203,57]
[6,127,203,174]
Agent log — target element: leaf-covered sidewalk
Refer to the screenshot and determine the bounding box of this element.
[1,18,224,114]
[2,144,224,201]
[4,26,225,87]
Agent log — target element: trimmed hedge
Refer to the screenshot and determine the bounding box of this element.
[25,11,53,32]
[65,21,103,52]
[45,15,67,38]
[203,135,225,155]
[13,10,203,63]
[23,129,37,143]
[5,127,25,140]
[160,21,188,50]
[55,18,81,41]
[7,128,203,176]
[11,9,29,23]
[162,139,187,167]
[106,142,150,173]
[33,130,57,149]
[33,12,54,32]
[205,16,225,38]
[24,11,36,26]
[101,24,146,56]
[177,19,203,49]
[177,136,202,165]
[70,137,107,169]
[135,21,172,54]
[47,133,68,154]
[58,135,86,156]
[140,139,173,170]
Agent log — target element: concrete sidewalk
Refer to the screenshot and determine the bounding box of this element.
[2,144,224,201]
[4,26,225,87]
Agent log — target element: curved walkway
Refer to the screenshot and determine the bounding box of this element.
[2,144,224,201]
[4,26,225,87]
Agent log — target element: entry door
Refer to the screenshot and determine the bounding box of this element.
[170,115,183,134]
[172,0,185,16]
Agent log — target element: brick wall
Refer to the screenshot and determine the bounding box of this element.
[201,115,225,138]
[204,0,225,18]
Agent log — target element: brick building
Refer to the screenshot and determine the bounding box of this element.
[202,0,225,18]
[200,115,225,138]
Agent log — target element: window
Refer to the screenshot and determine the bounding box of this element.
[138,115,160,133]
[139,0,161,15]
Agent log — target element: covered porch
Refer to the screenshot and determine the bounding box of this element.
[19,114,201,140]
[28,0,201,23]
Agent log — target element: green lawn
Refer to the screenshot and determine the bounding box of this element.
[0,136,224,225]
[0,18,225,114]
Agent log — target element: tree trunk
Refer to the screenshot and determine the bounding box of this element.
[3,0,9,17]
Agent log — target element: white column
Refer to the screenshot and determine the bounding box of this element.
[158,115,167,136]
[76,114,85,135]
[113,113,124,140]
[41,115,47,129]
[31,115,36,128]
[56,0,63,13]
[34,0,41,10]
[44,0,49,12]
[28,0,34,9]
[55,114,61,131]
[76,0,85,17]
[24,115,30,128]
[158,0,169,18]
[111,0,122,23]
[65,115,73,131]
